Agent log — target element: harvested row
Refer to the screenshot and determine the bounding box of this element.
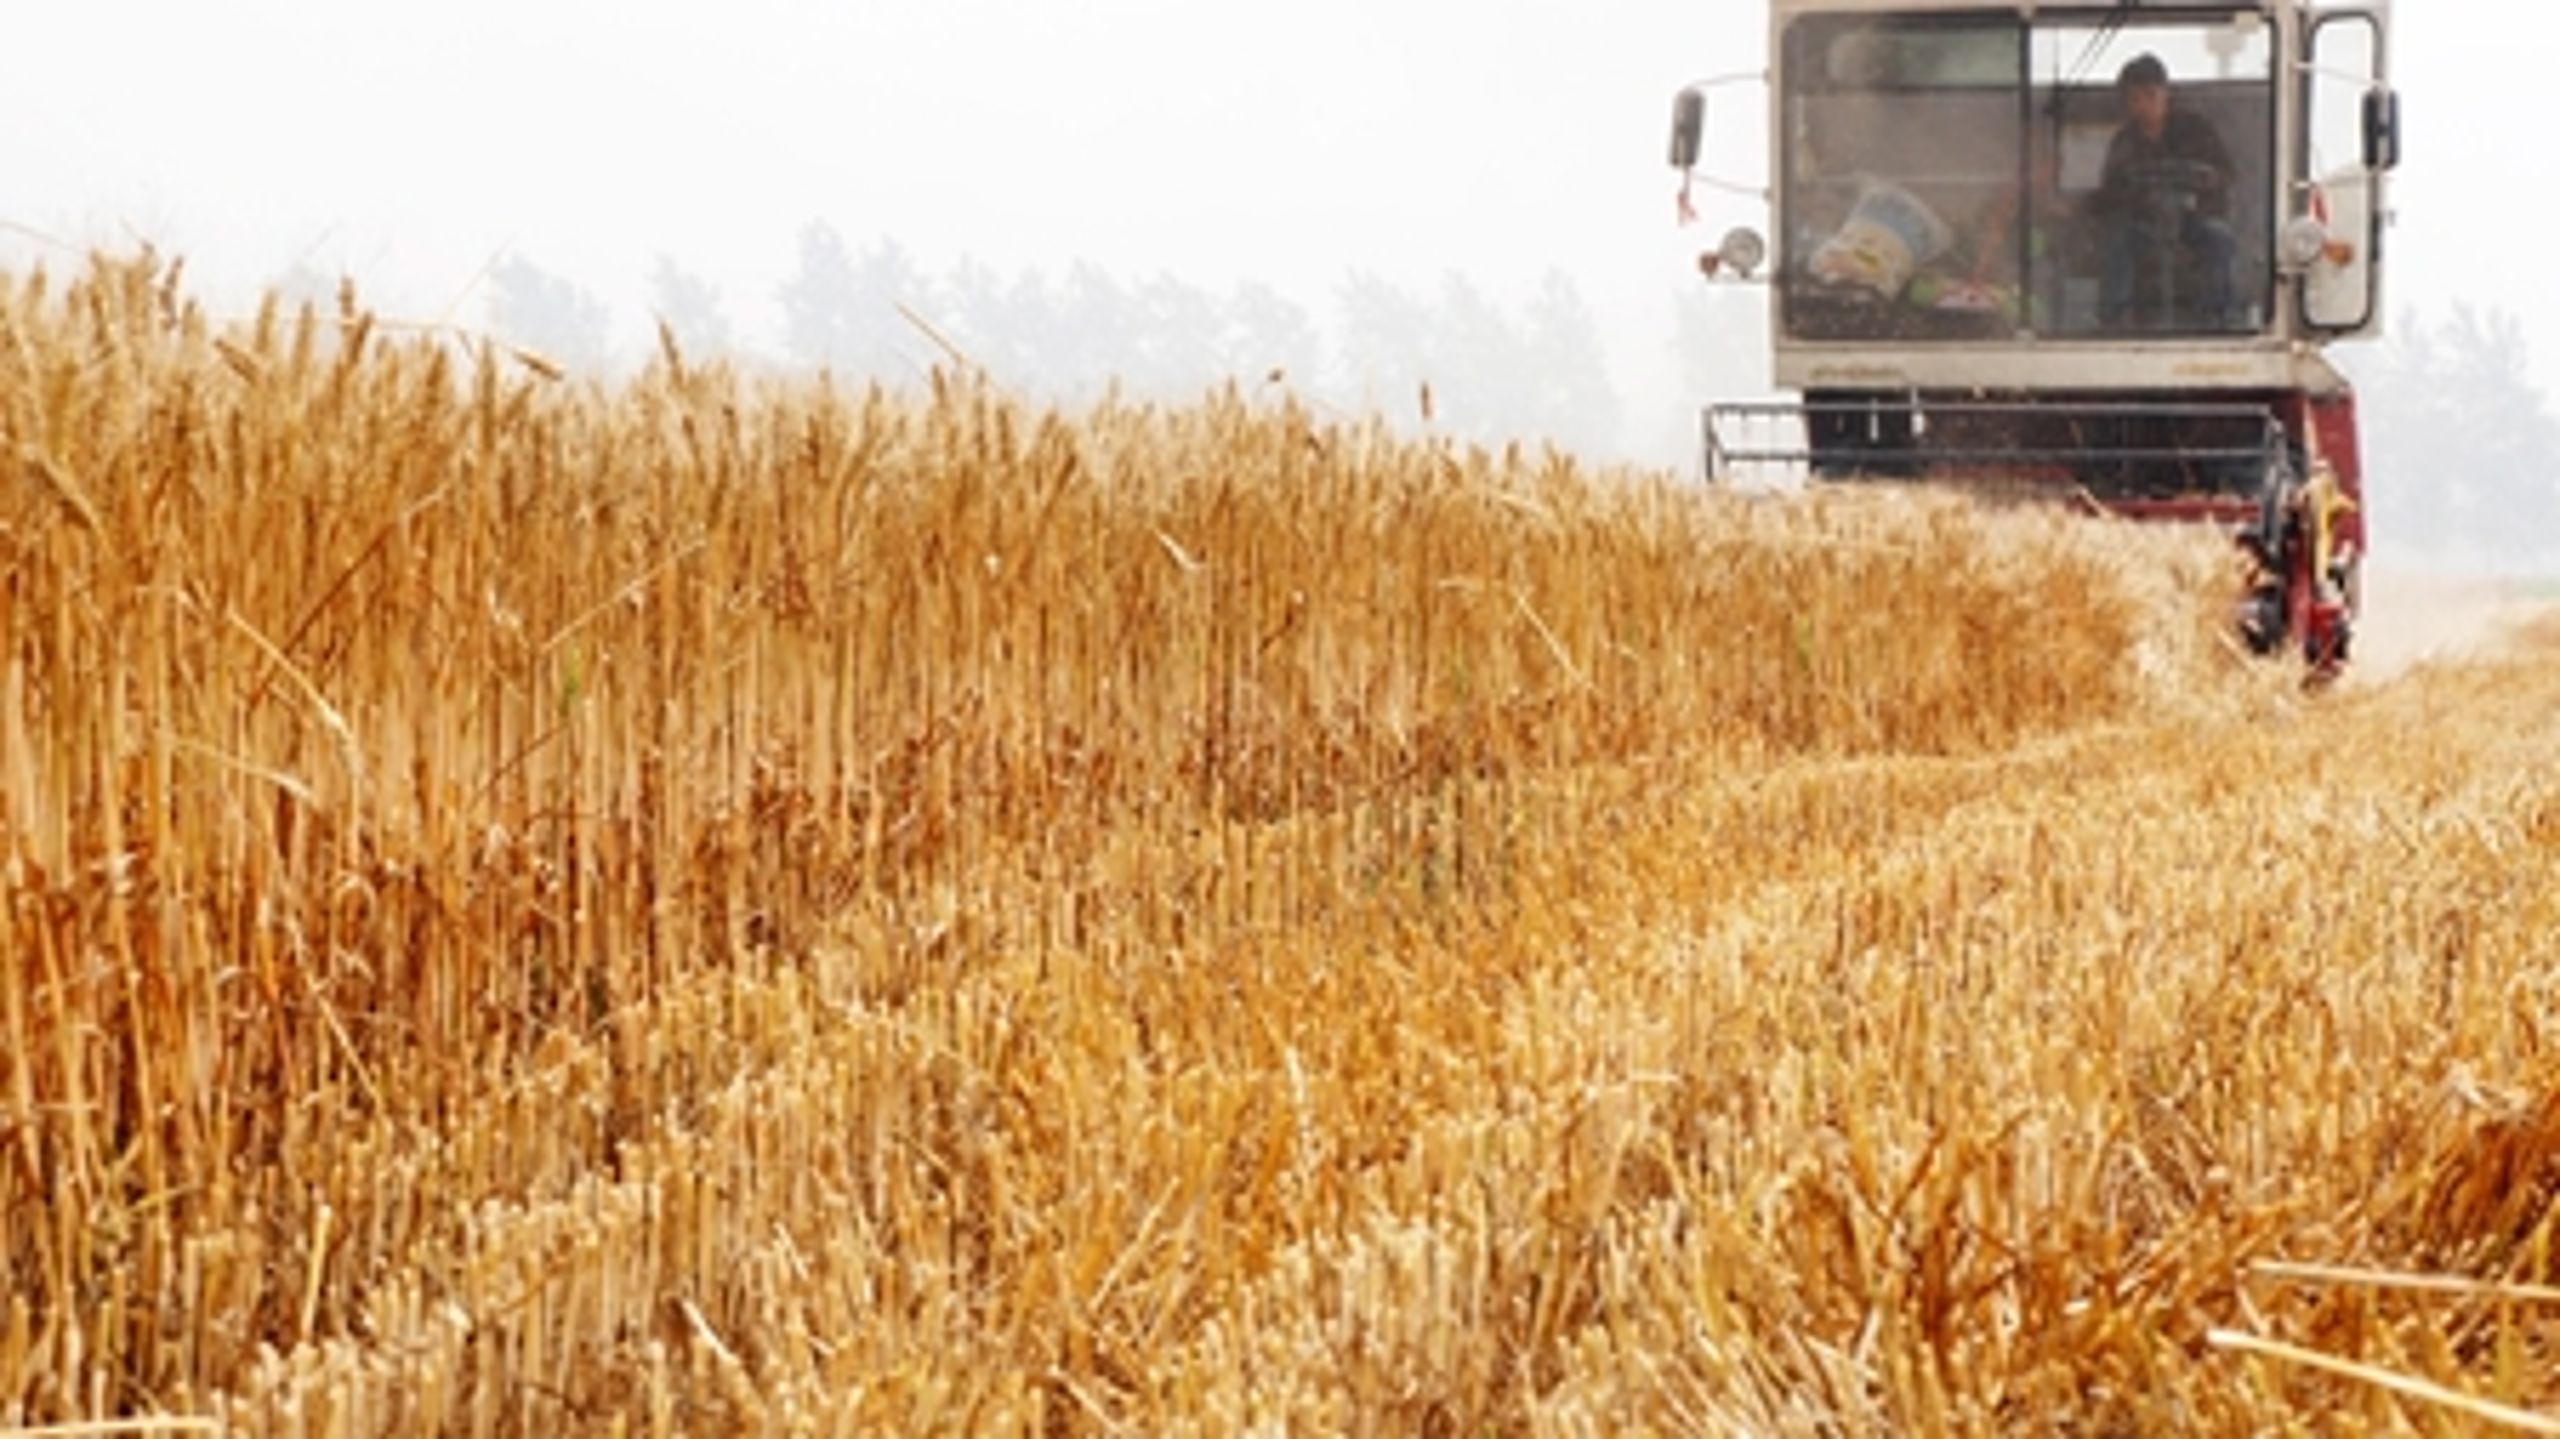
[170,634,2560,1434]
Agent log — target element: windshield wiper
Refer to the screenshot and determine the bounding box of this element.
[2063,0,2140,90]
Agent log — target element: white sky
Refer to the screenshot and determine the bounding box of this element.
[5,1,2553,461]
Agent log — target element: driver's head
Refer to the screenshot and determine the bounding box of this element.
[2117,54,2172,140]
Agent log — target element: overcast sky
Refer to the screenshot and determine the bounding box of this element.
[5,1,2552,462]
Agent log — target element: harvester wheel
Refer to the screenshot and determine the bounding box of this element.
[2240,582,2289,657]
[2238,454,2304,659]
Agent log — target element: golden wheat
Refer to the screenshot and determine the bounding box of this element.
[3,254,2556,1434]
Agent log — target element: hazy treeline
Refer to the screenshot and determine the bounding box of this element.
[464,229,2555,572]
[2348,304,2560,574]
[483,223,1626,461]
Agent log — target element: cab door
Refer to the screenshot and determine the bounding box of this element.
[2300,8,2399,334]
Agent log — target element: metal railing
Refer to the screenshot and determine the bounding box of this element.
[1704,397,2289,497]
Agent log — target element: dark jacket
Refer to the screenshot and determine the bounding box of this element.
[2091,108,2232,221]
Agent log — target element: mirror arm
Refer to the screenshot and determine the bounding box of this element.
[1689,175,1773,201]
[1669,70,1773,202]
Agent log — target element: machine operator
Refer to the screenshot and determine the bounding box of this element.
[2088,53,2241,327]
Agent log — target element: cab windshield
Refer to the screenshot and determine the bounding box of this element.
[1781,10,2276,343]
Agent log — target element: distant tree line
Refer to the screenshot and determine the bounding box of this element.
[480,223,1627,460]
[2351,304,2560,573]
[469,233,2560,574]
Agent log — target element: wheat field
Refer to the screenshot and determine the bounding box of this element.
[4,255,2558,1435]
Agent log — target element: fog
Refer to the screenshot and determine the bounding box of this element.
[3,3,1727,389]
[4,1,2554,565]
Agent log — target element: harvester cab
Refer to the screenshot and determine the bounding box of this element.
[1670,0,2400,670]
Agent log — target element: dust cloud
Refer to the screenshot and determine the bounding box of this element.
[2350,564,2557,683]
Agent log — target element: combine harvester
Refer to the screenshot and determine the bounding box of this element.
[1671,0,2399,669]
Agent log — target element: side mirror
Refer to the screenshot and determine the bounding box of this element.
[1669,88,1706,170]
[2362,87,2402,172]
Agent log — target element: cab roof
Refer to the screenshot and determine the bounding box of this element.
[1771,1,2312,17]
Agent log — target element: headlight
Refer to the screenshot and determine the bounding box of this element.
[1718,226,1768,279]
[2281,215,2330,269]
